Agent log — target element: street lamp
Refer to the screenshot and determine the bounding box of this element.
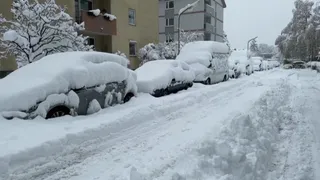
[177,0,200,55]
[247,36,258,59]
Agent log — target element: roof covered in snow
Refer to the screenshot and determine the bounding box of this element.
[176,41,229,67]
[0,51,132,112]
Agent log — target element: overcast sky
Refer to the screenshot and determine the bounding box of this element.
[224,0,295,49]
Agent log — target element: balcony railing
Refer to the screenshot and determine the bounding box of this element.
[80,10,117,36]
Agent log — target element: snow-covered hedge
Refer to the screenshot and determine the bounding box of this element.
[0,0,93,67]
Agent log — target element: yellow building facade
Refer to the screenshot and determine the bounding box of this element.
[0,0,159,77]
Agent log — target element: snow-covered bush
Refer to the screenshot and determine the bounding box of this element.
[138,30,203,66]
[114,50,130,67]
[0,0,93,67]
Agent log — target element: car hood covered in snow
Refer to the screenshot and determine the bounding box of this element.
[0,51,136,112]
[135,60,195,93]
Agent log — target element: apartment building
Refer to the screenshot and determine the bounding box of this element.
[158,0,226,43]
[0,0,158,77]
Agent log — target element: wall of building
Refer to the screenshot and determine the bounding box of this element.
[111,0,158,69]
[159,0,225,43]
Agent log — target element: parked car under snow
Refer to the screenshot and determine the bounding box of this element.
[0,52,138,120]
[176,41,230,85]
[229,50,253,76]
[251,57,263,71]
[135,60,194,97]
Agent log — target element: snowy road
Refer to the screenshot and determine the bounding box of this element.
[1,69,320,180]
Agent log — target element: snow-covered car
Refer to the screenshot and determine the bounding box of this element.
[228,60,241,79]
[251,57,263,71]
[189,63,213,84]
[176,41,230,84]
[0,52,137,120]
[229,50,253,76]
[292,61,306,69]
[261,60,269,71]
[135,60,194,97]
[283,64,293,69]
[269,60,280,68]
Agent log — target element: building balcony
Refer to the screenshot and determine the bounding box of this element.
[80,10,117,36]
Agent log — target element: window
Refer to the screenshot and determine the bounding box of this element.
[166,1,174,9]
[129,9,136,25]
[129,41,137,56]
[204,32,211,41]
[75,0,93,23]
[86,37,95,49]
[166,18,174,26]
[166,34,174,42]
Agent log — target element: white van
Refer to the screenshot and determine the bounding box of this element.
[176,41,229,85]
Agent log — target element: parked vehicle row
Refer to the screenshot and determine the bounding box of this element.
[228,50,280,79]
[0,41,281,120]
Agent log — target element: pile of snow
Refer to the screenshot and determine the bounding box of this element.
[176,41,229,67]
[189,63,213,81]
[87,99,102,115]
[104,13,117,21]
[88,9,101,16]
[135,60,195,93]
[161,79,293,180]
[88,9,117,21]
[0,51,136,116]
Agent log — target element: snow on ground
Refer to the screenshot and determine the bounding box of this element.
[1,69,320,180]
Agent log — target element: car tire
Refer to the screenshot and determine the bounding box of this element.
[46,106,70,119]
[205,78,211,85]
[223,75,227,82]
[124,93,134,103]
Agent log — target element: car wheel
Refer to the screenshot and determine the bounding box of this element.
[188,82,193,87]
[205,78,211,85]
[124,93,134,103]
[46,106,70,119]
[223,75,227,82]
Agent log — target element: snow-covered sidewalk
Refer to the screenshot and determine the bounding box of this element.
[1,69,320,180]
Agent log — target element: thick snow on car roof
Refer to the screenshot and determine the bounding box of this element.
[135,60,195,93]
[176,41,229,67]
[0,51,132,112]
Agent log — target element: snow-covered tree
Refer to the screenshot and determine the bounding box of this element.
[275,0,315,61]
[180,29,203,44]
[138,30,202,66]
[0,0,92,67]
[249,39,259,56]
[222,31,231,54]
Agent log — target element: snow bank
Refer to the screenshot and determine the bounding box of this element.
[163,79,293,180]
[135,60,195,93]
[176,41,229,67]
[0,51,136,114]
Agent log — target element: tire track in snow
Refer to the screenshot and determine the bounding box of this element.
[0,75,258,180]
